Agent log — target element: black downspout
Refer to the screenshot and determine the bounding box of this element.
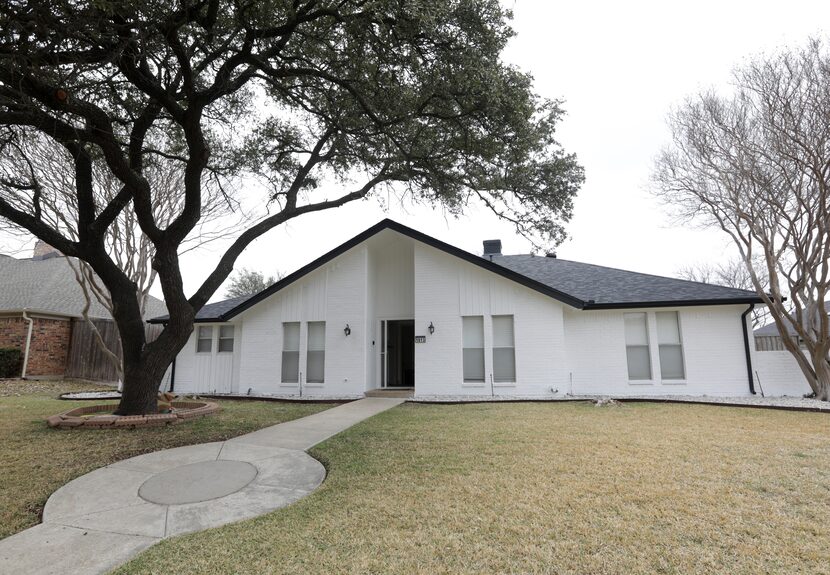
[741,304,756,395]
[169,356,176,393]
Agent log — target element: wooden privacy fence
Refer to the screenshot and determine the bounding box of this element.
[755,334,802,352]
[65,319,163,382]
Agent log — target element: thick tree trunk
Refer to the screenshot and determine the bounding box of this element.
[812,352,830,401]
[112,306,194,415]
[112,246,196,415]
[114,323,193,414]
[116,358,163,415]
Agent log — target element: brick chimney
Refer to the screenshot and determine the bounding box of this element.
[33,240,61,260]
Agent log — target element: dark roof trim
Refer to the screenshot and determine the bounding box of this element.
[583,297,763,310]
[154,219,765,323]
[220,219,584,321]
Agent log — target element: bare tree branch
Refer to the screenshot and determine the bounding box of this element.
[654,38,830,399]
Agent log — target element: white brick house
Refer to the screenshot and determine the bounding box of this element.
[153,219,792,398]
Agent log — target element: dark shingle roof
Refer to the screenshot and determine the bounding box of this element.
[754,301,829,336]
[149,294,254,324]
[155,219,763,323]
[492,255,762,308]
[0,254,166,320]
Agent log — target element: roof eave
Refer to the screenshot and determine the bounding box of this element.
[152,219,765,323]
[220,219,585,320]
[582,297,764,310]
[0,307,103,320]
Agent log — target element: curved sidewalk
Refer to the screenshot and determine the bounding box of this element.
[0,397,403,575]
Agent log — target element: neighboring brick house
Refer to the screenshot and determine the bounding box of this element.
[0,242,166,379]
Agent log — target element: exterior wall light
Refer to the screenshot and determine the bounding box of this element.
[428,322,435,334]
[344,324,351,336]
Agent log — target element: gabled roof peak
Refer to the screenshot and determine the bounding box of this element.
[151,219,763,324]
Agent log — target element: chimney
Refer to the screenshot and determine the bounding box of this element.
[482,239,502,258]
[32,240,61,260]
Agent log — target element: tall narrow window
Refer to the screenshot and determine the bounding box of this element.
[462,316,485,382]
[624,312,651,380]
[492,315,516,382]
[657,311,685,379]
[307,321,326,384]
[218,325,234,353]
[196,326,213,353]
[282,322,300,383]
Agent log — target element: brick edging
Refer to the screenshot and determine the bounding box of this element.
[46,401,221,429]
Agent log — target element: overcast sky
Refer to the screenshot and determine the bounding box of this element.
[2,1,828,302]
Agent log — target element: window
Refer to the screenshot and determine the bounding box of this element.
[281,322,300,383]
[462,316,485,382]
[196,326,213,353]
[307,321,326,384]
[624,313,651,380]
[218,325,234,353]
[492,315,516,383]
[657,311,685,379]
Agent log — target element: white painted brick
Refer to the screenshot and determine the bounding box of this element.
[171,230,805,399]
[752,351,813,397]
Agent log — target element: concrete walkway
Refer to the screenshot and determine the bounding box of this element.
[0,397,403,575]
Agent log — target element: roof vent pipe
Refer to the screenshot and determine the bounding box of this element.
[482,240,502,260]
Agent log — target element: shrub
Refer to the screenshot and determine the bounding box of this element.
[0,348,22,378]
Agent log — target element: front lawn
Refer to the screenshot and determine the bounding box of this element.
[0,379,335,539]
[117,401,830,575]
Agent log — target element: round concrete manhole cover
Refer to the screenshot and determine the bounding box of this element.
[139,460,258,505]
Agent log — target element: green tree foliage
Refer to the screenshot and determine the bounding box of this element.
[0,0,583,413]
[226,268,278,298]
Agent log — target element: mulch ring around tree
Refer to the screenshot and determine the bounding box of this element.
[46,400,220,429]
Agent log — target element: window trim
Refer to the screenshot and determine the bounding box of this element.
[461,315,485,383]
[624,312,652,381]
[491,314,516,384]
[196,325,214,354]
[217,325,235,353]
[306,321,326,385]
[656,311,686,381]
[281,321,301,384]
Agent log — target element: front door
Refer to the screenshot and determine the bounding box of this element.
[380,319,415,388]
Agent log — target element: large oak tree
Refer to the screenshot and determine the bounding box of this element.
[0,0,583,414]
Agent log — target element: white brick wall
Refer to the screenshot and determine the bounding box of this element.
[171,229,806,399]
[565,305,755,396]
[414,245,568,397]
[180,247,370,398]
[172,322,241,394]
[752,351,813,397]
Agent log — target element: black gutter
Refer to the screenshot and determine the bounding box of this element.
[582,297,764,310]
[741,303,756,395]
[175,294,765,323]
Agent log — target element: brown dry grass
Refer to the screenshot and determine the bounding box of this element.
[115,401,830,575]
[0,379,335,539]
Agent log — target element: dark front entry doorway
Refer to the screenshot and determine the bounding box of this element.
[381,319,415,388]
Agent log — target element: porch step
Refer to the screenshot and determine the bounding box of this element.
[364,388,414,398]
